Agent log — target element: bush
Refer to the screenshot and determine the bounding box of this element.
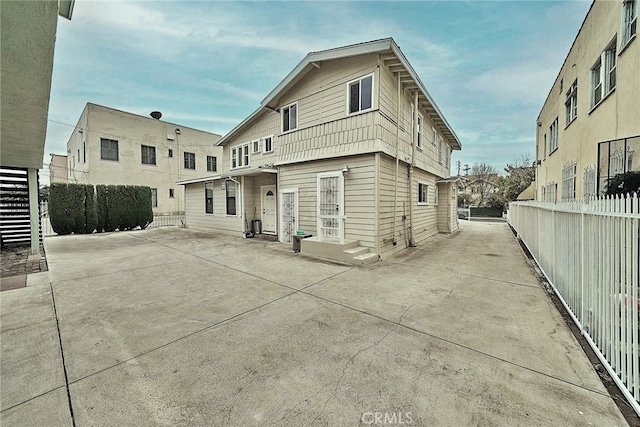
[135,186,153,229]
[105,185,120,232]
[606,172,640,196]
[84,185,97,233]
[49,183,96,234]
[96,185,107,233]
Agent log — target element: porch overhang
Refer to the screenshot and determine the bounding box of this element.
[176,167,277,186]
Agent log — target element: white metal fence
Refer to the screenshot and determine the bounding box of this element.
[508,194,640,416]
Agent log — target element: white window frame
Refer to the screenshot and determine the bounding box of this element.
[583,167,597,197]
[621,0,638,49]
[225,179,238,216]
[590,38,617,109]
[281,102,298,133]
[184,152,196,169]
[431,127,437,146]
[346,73,374,115]
[205,181,214,215]
[151,188,158,208]
[418,182,429,205]
[561,164,577,201]
[230,143,251,169]
[434,184,439,206]
[417,113,423,149]
[263,135,274,153]
[207,155,217,172]
[438,135,443,164]
[252,139,260,154]
[141,144,156,165]
[565,79,577,126]
[549,118,559,154]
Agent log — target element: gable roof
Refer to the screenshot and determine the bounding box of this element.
[217,38,461,150]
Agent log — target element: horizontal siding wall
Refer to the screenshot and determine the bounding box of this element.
[378,62,452,179]
[279,155,377,249]
[184,181,243,235]
[378,154,439,256]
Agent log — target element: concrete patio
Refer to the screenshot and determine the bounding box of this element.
[0,221,628,426]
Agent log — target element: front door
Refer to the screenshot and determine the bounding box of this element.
[261,185,276,234]
[280,189,298,244]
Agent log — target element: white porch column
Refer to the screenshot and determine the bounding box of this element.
[28,168,40,255]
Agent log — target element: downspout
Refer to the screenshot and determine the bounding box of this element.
[392,73,401,246]
[408,90,418,247]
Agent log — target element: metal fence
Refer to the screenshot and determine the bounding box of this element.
[508,195,640,416]
[40,207,185,237]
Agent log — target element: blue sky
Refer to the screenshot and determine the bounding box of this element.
[44,0,592,182]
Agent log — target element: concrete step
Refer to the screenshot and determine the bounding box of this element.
[352,252,379,265]
[343,246,370,257]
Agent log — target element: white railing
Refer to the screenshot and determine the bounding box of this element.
[508,194,640,416]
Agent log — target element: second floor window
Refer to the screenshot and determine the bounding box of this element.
[231,143,250,169]
[348,74,373,114]
[565,79,577,126]
[263,136,273,153]
[184,152,196,169]
[207,155,217,172]
[417,115,423,148]
[282,102,297,132]
[549,118,559,154]
[141,145,156,165]
[100,138,119,161]
[591,39,616,108]
[621,0,638,48]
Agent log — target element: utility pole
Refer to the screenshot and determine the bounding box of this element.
[463,164,470,176]
[456,160,461,176]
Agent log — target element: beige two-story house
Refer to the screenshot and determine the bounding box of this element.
[178,38,462,264]
[536,0,639,201]
[65,103,222,215]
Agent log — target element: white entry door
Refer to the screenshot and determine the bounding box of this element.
[317,171,344,240]
[261,185,276,234]
[280,189,298,244]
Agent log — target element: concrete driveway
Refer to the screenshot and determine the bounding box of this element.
[1,222,628,426]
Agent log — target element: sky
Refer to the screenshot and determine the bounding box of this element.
[42,0,593,183]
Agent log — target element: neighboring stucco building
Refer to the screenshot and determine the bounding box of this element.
[49,153,68,183]
[536,0,639,201]
[0,0,74,251]
[179,38,462,264]
[65,103,222,214]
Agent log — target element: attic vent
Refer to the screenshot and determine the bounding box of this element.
[150,111,162,120]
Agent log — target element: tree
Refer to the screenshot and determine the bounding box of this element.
[498,154,536,201]
[468,163,498,206]
[605,171,640,196]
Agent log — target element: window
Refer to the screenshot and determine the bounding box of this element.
[282,102,298,132]
[543,134,547,159]
[621,0,638,48]
[438,136,443,164]
[418,182,429,204]
[252,140,260,154]
[83,142,86,163]
[168,148,173,158]
[544,182,557,202]
[565,79,577,126]
[584,167,597,197]
[348,74,373,114]
[225,180,237,216]
[207,156,217,172]
[100,138,119,161]
[561,163,577,201]
[141,145,156,165]
[591,39,616,108]
[205,182,213,214]
[431,127,437,146]
[230,143,250,169]
[184,152,196,169]
[169,188,175,198]
[263,136,273,153]
[151,188,158,207]
[434,185,439,205]
[77,149,80,163]
[417,114,423,148]
[549,118,559,154]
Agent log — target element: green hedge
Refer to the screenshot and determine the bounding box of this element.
[50,183,153,234]
[49,183,95,235]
